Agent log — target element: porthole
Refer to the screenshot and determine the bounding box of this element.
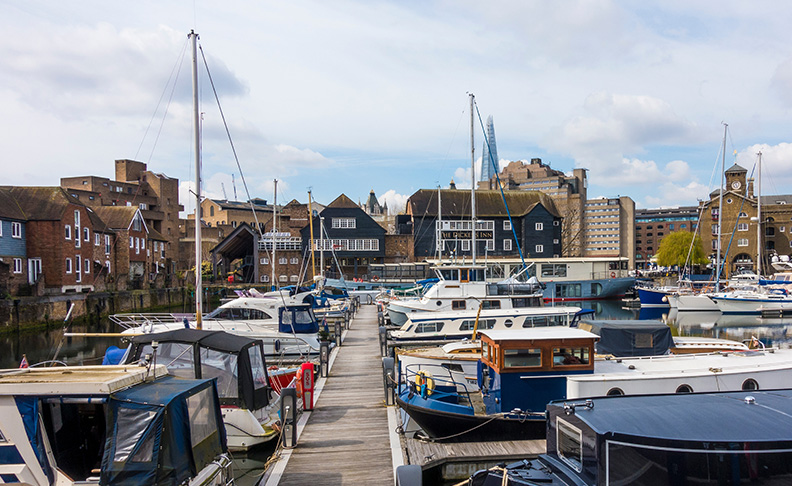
[607,388,624,396]
[676,384,693,394]
[436,301,442,306]
[742,378,759,391]
[726,198,733,204]
[504,319,513,328]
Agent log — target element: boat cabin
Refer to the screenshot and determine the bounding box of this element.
[124,329,272,411]
[476,328,598,416]
[434,264,487,283]
[542,390,792,485]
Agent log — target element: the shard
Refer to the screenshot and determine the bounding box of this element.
[480,115,498,184]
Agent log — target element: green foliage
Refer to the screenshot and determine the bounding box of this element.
[656,232,709,267]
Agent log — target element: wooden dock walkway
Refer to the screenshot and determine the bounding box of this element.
[265,304,396,485]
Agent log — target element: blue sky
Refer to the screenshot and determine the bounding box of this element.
[3,1,792,216]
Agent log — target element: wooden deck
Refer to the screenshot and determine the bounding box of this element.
[271,304,395,485]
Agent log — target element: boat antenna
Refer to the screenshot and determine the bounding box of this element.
[756,151,762,276]
[190,30,203,329]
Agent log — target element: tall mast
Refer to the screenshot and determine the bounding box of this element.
[308,189,316,280]
[715,123,727,289]
[470,93,476,264]
[437,185,442,259]
[190,30,202,329]
[757,151,762,276]
[319,217,325,278]
[272,179,278,289]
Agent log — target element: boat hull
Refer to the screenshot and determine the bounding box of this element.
[396,395,545,442]
[636,287,672,307]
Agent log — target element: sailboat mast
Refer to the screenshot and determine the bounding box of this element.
[308,190,316,280]
[715,123,727,290]
[272,179,278,289]
[757,151,762,276]
[437,185,442,259]
[470,93,476,264]
[190,30,202,329]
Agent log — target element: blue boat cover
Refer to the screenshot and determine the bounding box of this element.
[14,397,53,483]
[100,376,227,486]
[102,345,126,365]
[279,306,320,334]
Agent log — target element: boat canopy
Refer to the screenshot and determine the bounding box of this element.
[126,329,271,410]
[279,305,320,334]
[100,376,227,485]
[578,319,673,357]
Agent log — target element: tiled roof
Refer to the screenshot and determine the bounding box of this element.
[0,186,83,220]
[408,189,560,218]
[326,194,359,209]
[0,187,26,220]
[92,206,140,230]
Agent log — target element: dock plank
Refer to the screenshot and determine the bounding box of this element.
[276,305,394,485]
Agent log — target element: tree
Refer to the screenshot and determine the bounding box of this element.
[656,232,709,268]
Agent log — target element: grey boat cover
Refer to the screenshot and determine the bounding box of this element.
[577,319,672,357]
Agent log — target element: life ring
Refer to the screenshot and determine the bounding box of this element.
[372,276,379,282]
[610,272,616,278]
[413,370,435,396]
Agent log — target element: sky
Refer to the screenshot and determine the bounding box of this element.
[3,1,792,217]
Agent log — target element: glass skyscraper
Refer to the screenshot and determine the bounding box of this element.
[480,115,498,184]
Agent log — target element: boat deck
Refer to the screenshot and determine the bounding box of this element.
[265,304,395,485]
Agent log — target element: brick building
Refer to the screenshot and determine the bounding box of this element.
[699,163,792,276]
[61,159,182,277]
[635,206,699,269]
[2,187,100,294]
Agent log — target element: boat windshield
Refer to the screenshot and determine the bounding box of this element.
[206,306,272,321]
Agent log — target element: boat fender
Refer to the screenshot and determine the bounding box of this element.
[414,370,434,398]
[274,339,281,352]
[610,272,616,278]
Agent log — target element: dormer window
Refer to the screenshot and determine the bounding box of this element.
[332,218,356,229]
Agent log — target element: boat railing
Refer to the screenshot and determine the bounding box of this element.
[110,313,199,329]
[400,363,475,408]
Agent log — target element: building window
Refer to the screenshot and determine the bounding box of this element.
[129,237,134,248]
[279,275,288,282]
[737,223,749,231]
[290,275,299,282]
[332,218,356,229]
[66,258,72,274]
[65,225,72,240]
[12,222,22,238]
[279,257,287,264]
[461,240,470,251]
[504,239,512,251]
[260,257,269,265]
[503,220,512,231]
[105,235,111,254]
[84,258,90,274]
[553,220,559,226]
[485,240,494,251]
[290,257,299,264]
[535,222,543,231]
[95,233,100,246]
[260,275,270,282]
[738,238,749,247]
[13,258,22,274]
[84,227,90,242]
[535,244,544,253]
[75,258,81,282]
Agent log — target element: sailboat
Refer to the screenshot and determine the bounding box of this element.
[386,94,544,327]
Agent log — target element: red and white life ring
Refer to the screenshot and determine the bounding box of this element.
[610,272,616,278]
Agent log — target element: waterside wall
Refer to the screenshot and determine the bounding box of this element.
[0,287,224,330]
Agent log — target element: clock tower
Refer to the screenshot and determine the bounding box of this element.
[724,163,747,194]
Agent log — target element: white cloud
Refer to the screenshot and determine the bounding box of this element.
[643,181,710,208]
[379,190,409,214]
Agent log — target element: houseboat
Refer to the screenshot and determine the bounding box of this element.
[470,389,792,485]
[426,257,635,302]
[396,326,792,442]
